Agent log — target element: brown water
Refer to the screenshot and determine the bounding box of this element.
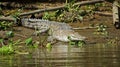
[0,42,120,67]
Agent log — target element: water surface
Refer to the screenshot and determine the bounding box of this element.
[0,42,120,67]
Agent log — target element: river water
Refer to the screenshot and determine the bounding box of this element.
[0,42,120,67]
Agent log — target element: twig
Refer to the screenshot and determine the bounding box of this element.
[94,11,112,16]
[15,33,27,38]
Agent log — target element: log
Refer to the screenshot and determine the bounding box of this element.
[20,0,104,16]
[20,6,64,16]
[0,16,15,21]
[0,2,39,9]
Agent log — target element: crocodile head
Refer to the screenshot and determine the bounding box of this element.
[47,22,86,42]
[68,32,86,41]
[51,30,86,42]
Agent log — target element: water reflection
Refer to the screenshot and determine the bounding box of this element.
[0,42,120,67]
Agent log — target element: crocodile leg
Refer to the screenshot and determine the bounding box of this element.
[113,1,120,29]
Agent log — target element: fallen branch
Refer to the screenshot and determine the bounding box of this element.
[20,0,104,16]
[72,26,97,30]
[94,11,112,16]
[0,16,15,21]
[0,2,39,9]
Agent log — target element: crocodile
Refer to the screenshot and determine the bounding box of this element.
[21,18,86,42]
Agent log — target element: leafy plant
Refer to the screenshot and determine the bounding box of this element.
[42,0,85,23]
[94,3,106,11]
[24,37,39,48]
[6,31,14,38]
[107,37,119,46]
[0,21,13,30]
[0,45,14,55]
[11,9,22,19]
[59,2,84,22]
[69,40,85,47]
[77,40,86,47]
[68,36,85,47]
[94,23,108,36]
[46,43,52,52]
[25,37,33,46]
[32,41,39,48]
[0,39,21,55]
[42,12,56,20]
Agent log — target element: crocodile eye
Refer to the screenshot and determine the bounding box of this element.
[71,34,76,38]
[40,25,43,26]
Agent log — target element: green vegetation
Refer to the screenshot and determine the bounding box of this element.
[42,0,85,22]
[107,37,119,46]
[0,31,38,55]
[42,2,106,23]
[24,37,39,48]
[68,36,86,47]
[69,40,85,47]
[0,38,21,55]
[25,37,33,45]
[0,37,39,55]
[0,21,13,30]
[6,31,14,38]
[0,30,53,55]
[93,23,108,36]
[46,43,52,52]
[0,45,14,55]
[11,9,23,21]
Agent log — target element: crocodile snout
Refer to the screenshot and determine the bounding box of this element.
[69,33,86,41]
[70,36,86,41]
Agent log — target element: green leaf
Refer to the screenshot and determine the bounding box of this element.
[33,41,39,48]
[0,39,3,43]
[0,45,14,55]
[77,15,83,21]
[25,37,33,45]
[46,43,52,52]
[46,43,52,48]
[78,41,85,47]
[69,41,76,45]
